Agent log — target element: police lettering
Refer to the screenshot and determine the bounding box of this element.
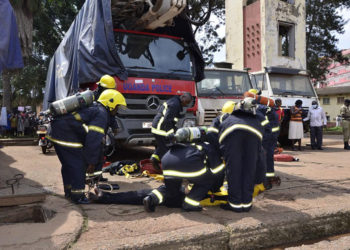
[152,84,172,93]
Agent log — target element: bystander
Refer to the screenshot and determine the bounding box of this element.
[303,100,327,150]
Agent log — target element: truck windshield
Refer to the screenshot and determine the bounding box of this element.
[114,30,193,80]
[269,74,316,97]
[196,70,253,96]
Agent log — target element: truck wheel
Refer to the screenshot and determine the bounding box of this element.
[41,145,47,154]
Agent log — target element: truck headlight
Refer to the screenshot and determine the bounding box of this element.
[182,118,196,128]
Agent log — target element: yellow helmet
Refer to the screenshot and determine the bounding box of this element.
[222,101,236,114]
[97,75,116,89]
[248,89,259,95]
[98,89,126,111]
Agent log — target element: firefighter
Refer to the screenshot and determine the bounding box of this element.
[143,137,225,212]
[206,100,235,155]
[92,74,119,181]
[150,92,193,170]
[47,89,126,204]
[219,97,264,212]
[93,74,117,100]
[258,105,280,189]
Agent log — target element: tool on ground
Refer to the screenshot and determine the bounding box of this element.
[5,174,24,194]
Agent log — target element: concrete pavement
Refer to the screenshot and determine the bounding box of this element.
[0,135,349,249]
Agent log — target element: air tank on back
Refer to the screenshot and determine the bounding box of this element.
[48,90,94,116]
[174,127,207,143]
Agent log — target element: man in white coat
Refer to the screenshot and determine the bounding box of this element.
[303,100,327,150]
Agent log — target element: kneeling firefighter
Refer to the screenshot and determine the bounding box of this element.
[47,89,126,204]
[144,126,225,212]
[219,97,264,212]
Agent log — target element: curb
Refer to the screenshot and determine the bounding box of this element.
[228,211,350,249]
[0,138,37,146]
[79,210,350,250]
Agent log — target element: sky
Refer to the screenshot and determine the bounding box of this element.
[336,8,350,50]
[213,7,350,62]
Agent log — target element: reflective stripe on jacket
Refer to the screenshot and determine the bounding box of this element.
[152,96,182,137]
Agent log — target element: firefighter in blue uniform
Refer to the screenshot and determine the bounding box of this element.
[92,74,119,181]
[144,127,225,212]
[47,89,126,204]
[219,97,264,212]
[260,105,281,189]
[206,101,235,155]
[150,92,193,169]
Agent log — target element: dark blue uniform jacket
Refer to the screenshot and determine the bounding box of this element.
[49,102,110,165]
[152,96,183,136]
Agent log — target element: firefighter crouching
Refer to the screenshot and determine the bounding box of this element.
[219,97,264,212]
[47,89,126,204]
[143,127,225,212]
[93,74,119,182]
[150,92,193,170]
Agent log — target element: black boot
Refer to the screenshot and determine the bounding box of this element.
[143,194,159,212]
[220,203,243,213]
[182,202,203,212]
[344,142,350,150]
[71,194,90,204]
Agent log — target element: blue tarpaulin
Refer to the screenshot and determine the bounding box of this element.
[0,0,24,74]
[43,0,127,109]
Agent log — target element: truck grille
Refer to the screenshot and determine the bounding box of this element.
[204,109,221,125]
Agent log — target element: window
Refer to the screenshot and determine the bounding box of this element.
[251,73,267,91]
[247,0,259,5]
[196,70,253,96]
[323,97,330,105]
[337,97,345,104]
[278,22,295,57]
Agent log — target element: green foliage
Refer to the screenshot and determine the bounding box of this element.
[194,0,225,65]
[306,0,350,81]
[33,0,85,57]
[4,0,84,108]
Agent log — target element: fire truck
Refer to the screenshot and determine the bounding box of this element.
[43,0,212,146]
[196,65,254,125]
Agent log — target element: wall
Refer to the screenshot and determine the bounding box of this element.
[243,1,262,72]
[225,0,245,70]
[318,94,350,122]
[262,0,306,70]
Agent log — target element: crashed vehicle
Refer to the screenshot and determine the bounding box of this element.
[43,0,206,146]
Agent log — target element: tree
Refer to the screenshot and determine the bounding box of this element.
[1,0,84,111]
[306,0,350,82]
[2,0,40,112]
[192,0,225,64]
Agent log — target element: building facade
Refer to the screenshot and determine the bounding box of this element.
[316,86,350,123]
[226,0,306,72]
[317,49,350,88]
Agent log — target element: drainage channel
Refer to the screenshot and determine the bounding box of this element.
[0,205,55,224]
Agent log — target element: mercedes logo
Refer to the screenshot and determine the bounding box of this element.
[146,95,160,110]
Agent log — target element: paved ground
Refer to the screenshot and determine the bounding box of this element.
[0,135,349,249]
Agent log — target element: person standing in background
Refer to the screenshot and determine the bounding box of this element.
[275,98,284,124]
[289,100,304,151]
[340,99,350,150]
[303,100,327,150]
